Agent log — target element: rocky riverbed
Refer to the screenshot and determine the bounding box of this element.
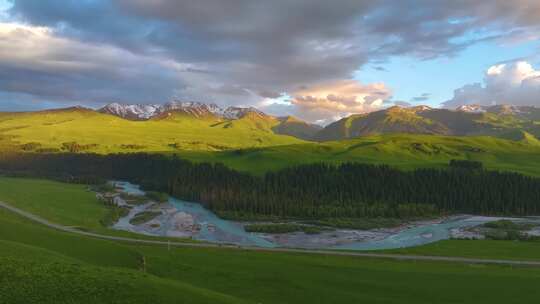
[96,181,540,250]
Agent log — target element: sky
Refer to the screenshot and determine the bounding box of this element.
[1,0,540,124]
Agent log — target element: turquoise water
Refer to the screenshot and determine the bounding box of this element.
[169,197,276,247]
[113,181,518,250]
[114,181,274,247]
[336,218,489,250]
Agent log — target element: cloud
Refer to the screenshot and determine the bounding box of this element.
[4,0,540,120]
[444,61,540,108]
[0,22,205,105]
[290,80,392,123]
[0,22,270,107]
[8,0,374,97]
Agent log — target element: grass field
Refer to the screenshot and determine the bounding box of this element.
[2,177,540,303]
[0,177,109,231]
[178,134,540,176]
[2,205,540,304]
[2,109,540,178]
[384,239,540,261]
[0,109,540,176]
[0,177,196,242]
[0,108,304,152]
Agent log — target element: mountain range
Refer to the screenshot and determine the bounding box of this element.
[99,101,267,120]
[315,104,540,141]
[98,101,322,140]
[100,102,540,142]
[0,102,539,155]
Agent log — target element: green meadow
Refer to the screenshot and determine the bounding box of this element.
[2,109,540,178]
[178,134,540,176]
[1,177,540,303]
[0,177,196,242]
[384,239,540,262]
[0,108,304,152]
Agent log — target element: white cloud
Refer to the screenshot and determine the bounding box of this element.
[444,61,540,108]
[0,22,239,105]
[289,80,392,123]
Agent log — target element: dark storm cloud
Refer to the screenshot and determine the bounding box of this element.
[0,64,184,104]
[4,0,540,117]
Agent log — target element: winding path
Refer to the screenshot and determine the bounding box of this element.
[2,200,540,267]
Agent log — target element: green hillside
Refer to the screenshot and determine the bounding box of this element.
[314,105,540,141]
[2,177,540,304]
[315,106,450,141]
[0,209,246,304]
[0,108,305,153]
[178,134,540,176]
[271,116,322,140]
[2,107,540,178]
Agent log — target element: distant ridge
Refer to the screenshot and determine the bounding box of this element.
[456,104,540,119]
[2,101,539,142]
[98,101,321,140]
[99,101,271,121]
[314,104,540,141]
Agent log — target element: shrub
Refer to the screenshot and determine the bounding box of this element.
[61,142,98,153]
[20,142,42,151]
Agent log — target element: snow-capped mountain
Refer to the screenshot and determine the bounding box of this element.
[456,104,486,113]
[223,106,266,119]
[161,101,225,117]
[99,101,269,120]
[410,105,433,112]
[456,104,540,119]
[99,103,161,120]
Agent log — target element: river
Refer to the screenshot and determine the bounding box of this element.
[111,181,535,251]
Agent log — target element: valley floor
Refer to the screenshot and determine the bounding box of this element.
[1,177,540,303]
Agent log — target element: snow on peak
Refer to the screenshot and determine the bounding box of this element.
[163,101,226,116]
[99,102,161,120]
[411,105,432,112]
[456,104,486,113]
[99,101,268,120]
[223,106,266,119]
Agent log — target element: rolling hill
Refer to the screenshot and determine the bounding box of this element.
[0,106,306,153]
[177,133,540,176]
[1,102,540,176]
[272,116,322,140]
[315,105,540,141]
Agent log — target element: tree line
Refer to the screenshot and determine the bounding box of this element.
[0,152,539,219]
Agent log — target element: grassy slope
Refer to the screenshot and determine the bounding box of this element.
[0,257,246,304]
[2,177,540,303]
[0,209,247,304]
[0,177,109,231]
[2,109,540,177]
[314,106,540,141]
[1,205,540,304]
[0,177,197,242]
[138,246,540,304]
[178,134,540,176]
[0,108,304,152]
[0,237,245,304]
[384,239,540,261]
